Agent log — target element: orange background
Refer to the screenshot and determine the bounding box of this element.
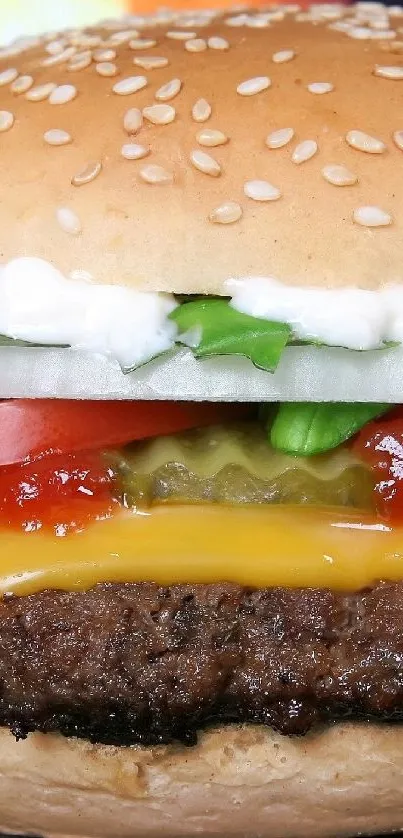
[128,0,302,7]
[0,0,326,47]
[129,0,268,6]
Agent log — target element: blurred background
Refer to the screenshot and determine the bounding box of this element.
[0,0,255,44]
[1,0,123,43]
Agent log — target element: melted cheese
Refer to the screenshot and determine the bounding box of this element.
[1,505,403,596]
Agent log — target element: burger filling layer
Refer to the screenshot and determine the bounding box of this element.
[2,258,403,373]
[1,399,403,744]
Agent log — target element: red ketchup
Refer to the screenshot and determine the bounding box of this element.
[353,408,403,523]
[0,451,118,535]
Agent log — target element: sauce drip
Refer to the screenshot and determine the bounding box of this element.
[0,451,117,535]
[353,408,403,522]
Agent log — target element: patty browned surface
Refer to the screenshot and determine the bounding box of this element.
[1,582,403,746]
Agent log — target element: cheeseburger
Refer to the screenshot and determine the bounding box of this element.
[1,3,403,837]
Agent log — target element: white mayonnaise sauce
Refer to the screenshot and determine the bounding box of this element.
[0,257,178,369]
[227,277,403,351]
[1,259,403,362]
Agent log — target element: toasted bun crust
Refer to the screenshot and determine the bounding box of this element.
[1,6,402,293]
[1,723,403,838]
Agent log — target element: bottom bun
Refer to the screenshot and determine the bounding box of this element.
[0,723,402,838]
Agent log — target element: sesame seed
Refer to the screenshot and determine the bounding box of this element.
[121,142,150,160]
[307,81,334,94]
[41,46,76,67]
[123,107,143,134]
[68,52,92,72]
[110,29,138,44]
[346,130,386,153]
[134,56,169,70]
[272,49,295,62]
[225,14,249,27]
[56,207,82,235]
[190,149,221,176]
[10,74,33,94]
[374,64,403,78]
[43,128,72,146]
[166,30,197,40]
[393,129,403,149]
[45,39,65,55]
[25,82,56,102]
[321,6,344,20]
[71,161,102,186]
[371,19,391,31]
[185,38,207,52]
[266,127,294,148]
[347,25,372,39]
[209,201,242,224]
[196,128,228,147]
[129,38,157,50]
[0,68,18,86]
[244,179,281,201]
[321,164,358,186]
[192,98,212,122]
[0,111,14,132]
[155,78,182,102]
[373,29,397,40]
[237,76,271,95]
[2,36,40,55]
[208,36,230,50]
[246,15,271,28]
[143,103,176,125]
[353,205,393,227]
[49,84,77,105]
[72,34,100,49]
[93,48,116,62]
[113,76,148,95]
[329,20,350,33]
[292,139,318,163]
[165,29,197,41]
[95,62,118,77]
[139,164,173,184]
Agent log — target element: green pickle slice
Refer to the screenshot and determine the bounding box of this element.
[111,422,374,511]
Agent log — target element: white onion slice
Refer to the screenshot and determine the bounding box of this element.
[0,346,401,401]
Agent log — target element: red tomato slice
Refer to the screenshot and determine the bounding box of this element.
[0,400,253,467]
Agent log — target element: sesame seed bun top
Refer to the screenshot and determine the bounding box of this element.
[0,3,402,294]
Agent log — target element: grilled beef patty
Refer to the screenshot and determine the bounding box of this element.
[1,582,403,746]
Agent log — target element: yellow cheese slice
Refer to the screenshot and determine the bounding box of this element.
[0,505,402,596]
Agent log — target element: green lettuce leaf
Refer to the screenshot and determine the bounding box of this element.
[170,299,291,373]
[269,402,390,456]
